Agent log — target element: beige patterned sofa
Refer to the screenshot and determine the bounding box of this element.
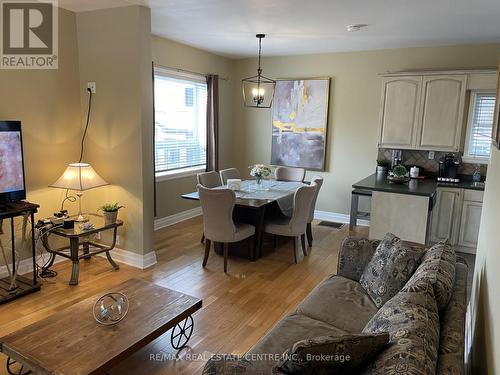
[202,236,468,374]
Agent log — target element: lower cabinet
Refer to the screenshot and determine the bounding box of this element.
[431,187,483,251]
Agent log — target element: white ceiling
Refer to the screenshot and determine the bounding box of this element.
[59,0,500,58]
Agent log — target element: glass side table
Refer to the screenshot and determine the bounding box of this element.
[41,214,123,285]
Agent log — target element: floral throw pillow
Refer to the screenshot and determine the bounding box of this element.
[359,233,426,308]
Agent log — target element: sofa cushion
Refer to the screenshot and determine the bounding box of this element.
[274,332,389,374]
[296,275,378,333]
[360,233,426,308]
[361,280,440,375]
[202,355,253,375]
[406,240,456,311]
[338,237,380,282]
[248,313,349,373]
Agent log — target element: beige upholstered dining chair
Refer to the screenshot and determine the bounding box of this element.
[264,183,317,263]
[198,185,255,272]
[219,168,241,185]
[306,176,324,247]
[197,171,222,188]
[275,166,306,182]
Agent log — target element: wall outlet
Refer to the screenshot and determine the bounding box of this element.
[87,81,96,93]
[95,232,101,240]
[116,235,120,246]
[428,151,435,160]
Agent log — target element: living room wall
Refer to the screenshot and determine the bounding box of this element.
[152,36,234,219]
[231,43,500,218]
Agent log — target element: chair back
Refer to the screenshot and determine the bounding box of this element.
[197,185,236,242]
[197,171,222,188]
[308,177,324,223]
[219,168,241,185]
[275,166,306,182]
[289,184,317,234]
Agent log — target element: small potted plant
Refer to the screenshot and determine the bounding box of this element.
[388,164,410,184]
[99,202,124,225]
[249,164,272,186]
[376,159,390,174]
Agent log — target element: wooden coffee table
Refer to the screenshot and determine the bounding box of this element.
[0,279,202,375]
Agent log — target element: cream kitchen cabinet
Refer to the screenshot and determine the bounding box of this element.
[431,187,483,252]
[378,73,467,152]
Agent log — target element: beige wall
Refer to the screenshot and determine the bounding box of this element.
[231,43,500,216]
[469,145,500,374]
[76,6,154,255]
[152,36,234,218]
[0,8,82,262]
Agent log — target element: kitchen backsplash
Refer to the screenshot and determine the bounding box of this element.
[378,149,488,176]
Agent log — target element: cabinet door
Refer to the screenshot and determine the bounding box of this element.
[431,188,462,245]
[378,76,422,149]
[417,75,467,151]
[458,201,483,248]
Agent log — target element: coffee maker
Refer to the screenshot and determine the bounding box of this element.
[438,153,460,182]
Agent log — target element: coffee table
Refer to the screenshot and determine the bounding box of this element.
[0,279,202,375]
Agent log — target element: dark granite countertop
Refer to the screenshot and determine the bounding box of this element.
[352,173,485,197]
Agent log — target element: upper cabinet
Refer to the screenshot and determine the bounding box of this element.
[378,76,422,149]
[417,75,467,151]
[378,71,469,151]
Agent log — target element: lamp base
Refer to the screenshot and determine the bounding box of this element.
[75,214,89,222]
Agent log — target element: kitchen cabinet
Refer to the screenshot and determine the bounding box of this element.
[431,187,483,252]
[430,188,462,245]
[378,76,422,149]
[417,75,467,151]
[378,72,467,151]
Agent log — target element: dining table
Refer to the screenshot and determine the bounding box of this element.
[181,180,306,261]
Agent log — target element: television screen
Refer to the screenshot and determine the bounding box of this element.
[0,121,26,204]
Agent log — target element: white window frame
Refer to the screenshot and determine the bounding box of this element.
[153,66,207,181]
[463,90,496,164]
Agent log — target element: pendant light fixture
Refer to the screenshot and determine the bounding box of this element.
[242,34,276,108]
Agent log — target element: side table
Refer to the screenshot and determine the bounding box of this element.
[41,214,123,285]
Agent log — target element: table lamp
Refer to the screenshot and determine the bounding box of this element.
[50,162,108,221]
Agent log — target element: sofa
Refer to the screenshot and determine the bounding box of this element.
[202,235,468,374]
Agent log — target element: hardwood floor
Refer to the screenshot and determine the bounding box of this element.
[0,217,366,374]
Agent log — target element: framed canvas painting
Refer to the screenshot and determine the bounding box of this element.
[271,78,330,170]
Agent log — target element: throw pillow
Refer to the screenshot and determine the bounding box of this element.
[273,333,389,375]
[361,280,440,375]
[405,240,456,310]
[359,233,426,308]
[202,355,253,375]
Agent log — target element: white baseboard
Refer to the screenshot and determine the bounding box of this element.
[314,210,370,227]
[154,207,202,231]
[98,247,157,269]
[0,255,67,279]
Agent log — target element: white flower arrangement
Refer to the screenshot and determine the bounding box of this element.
[249,164,272,179]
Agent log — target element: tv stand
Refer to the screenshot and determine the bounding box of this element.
[0,201,40,304]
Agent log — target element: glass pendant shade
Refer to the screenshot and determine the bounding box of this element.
[242,34,276,108]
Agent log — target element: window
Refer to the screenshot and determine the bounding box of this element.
[464,91,496,163]
[154,67,207,179]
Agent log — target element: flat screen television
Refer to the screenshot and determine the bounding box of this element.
[0,121,26,204]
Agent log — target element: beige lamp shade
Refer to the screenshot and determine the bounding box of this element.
[50,163,108,191]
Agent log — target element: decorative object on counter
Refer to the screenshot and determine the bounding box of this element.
[271,77,330,170]
[93,292,129,325]
[376,159,390,174]
[249,164,272,186]
[410,166,420,179]
[473,165,482,183]
[98,202,124,226]
[387,165,410,184]
[242,34,276,108]
[226,179,241,191]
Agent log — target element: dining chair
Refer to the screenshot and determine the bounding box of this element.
[198,185,255,272]
[197,171,222,188]
[264,183,317,263]
[275,166,306,182]
[219,168,241,185]
[306,176,324,247]
[197,171,223,244]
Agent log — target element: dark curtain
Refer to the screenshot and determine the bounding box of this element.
[206,74,219,171]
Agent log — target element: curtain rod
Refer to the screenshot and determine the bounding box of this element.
[154,63,229,81]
